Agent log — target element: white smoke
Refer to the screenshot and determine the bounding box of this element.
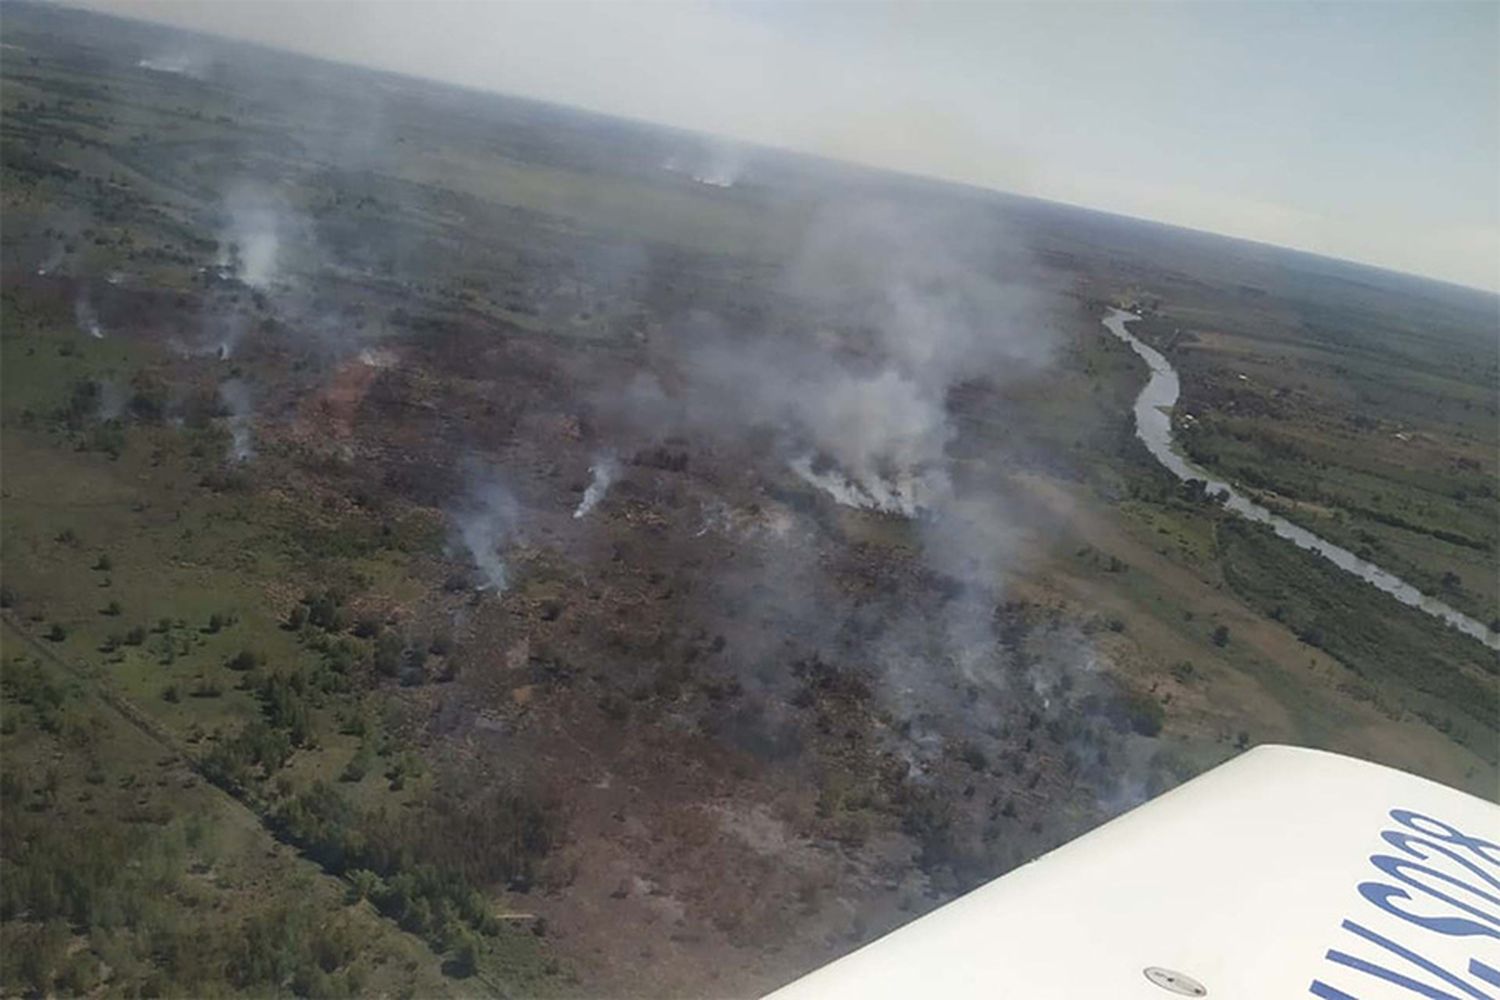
[74,291,103,339]
[662,137,745,189]
[218,378,255,462]
[789,453,937,518]
[36,246,64,276]
[786,365,952,516]
[98,381,126,421]
[781,201,1048,512]
[607,197,1069,746]
[209,310,248,361]
[573,453,619,520]
[219,185,285,290]
[649,200,1051,521]
[452,467,521,591]
[137,52,210,79]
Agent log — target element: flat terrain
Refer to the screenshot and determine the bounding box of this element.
[1,5,1495,997]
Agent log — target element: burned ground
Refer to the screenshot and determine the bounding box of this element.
[2,5,1495,997]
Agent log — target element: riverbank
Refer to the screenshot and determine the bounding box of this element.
[1103,309,1499,653]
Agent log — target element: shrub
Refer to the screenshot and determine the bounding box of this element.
[373,634,403,678]
[1116,688,1164,737]
[340,746,373,783]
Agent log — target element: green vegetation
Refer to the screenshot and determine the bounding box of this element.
[1217,517,1496,757]
[1131,296,1499,623]
[0,303,565,991]
[1,5,1495,995]
[0,649,461,997]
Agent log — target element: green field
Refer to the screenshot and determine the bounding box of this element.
[2,4,1496,997]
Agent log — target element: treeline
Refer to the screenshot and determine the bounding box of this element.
[0,676,370,996]
[1218,517,1498,758]
[1342,501,1493,553]
[270,781,558,961]
[1181,419,1495,553]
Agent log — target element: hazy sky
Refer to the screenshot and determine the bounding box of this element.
[85,1,1499,291]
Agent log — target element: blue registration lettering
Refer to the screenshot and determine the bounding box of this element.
[1361,856,1500,938]
[1391,812,1500,871]
[1319,920,1495,1000]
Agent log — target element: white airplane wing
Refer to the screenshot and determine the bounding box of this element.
[766,745,1499,999]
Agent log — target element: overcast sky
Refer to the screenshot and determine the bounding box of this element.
[83,1,1499,291]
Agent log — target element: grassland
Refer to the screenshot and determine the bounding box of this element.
[1,4,1496,997]
[1127,286,1499,625]
[0,311,572,994]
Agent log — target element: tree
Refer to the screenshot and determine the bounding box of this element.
[346,869,383,904]
[45,623,67,642]
[1211,624,1230,647]
[93,554,112,572]
[128,371,168,422]
[448,929,480,978]
[374,633,403,678]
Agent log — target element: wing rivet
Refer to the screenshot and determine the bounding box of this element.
[1142,966,1208,996]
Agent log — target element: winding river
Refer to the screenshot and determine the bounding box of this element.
[1102,308,1500,653]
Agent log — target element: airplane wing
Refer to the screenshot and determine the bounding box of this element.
[765,745,1499,999]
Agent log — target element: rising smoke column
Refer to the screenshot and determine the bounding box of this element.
[75,290,103,339]
[218,378,255,462]
[451,465,521,591]
[629,197,1067,707]
[36,245,64,276]
[137,49,211,78]
[573,453,619,519]
[778,200,1052,514]
[639,200,1053,519]
[220,185,284,290]
[195,181,309,359]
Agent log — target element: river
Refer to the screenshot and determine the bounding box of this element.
[1102,308,1499,652]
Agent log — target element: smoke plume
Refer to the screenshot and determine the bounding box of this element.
[595,196,1089,786]
[662,137,745,188]
[218,378,255,462]
[219,184,287,290]
[647,199,1052,521]
[137,51,211,79]
[573,453,619,520]
[451,465,521,591]
[36,245,64,277]
[74,290,103,339]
